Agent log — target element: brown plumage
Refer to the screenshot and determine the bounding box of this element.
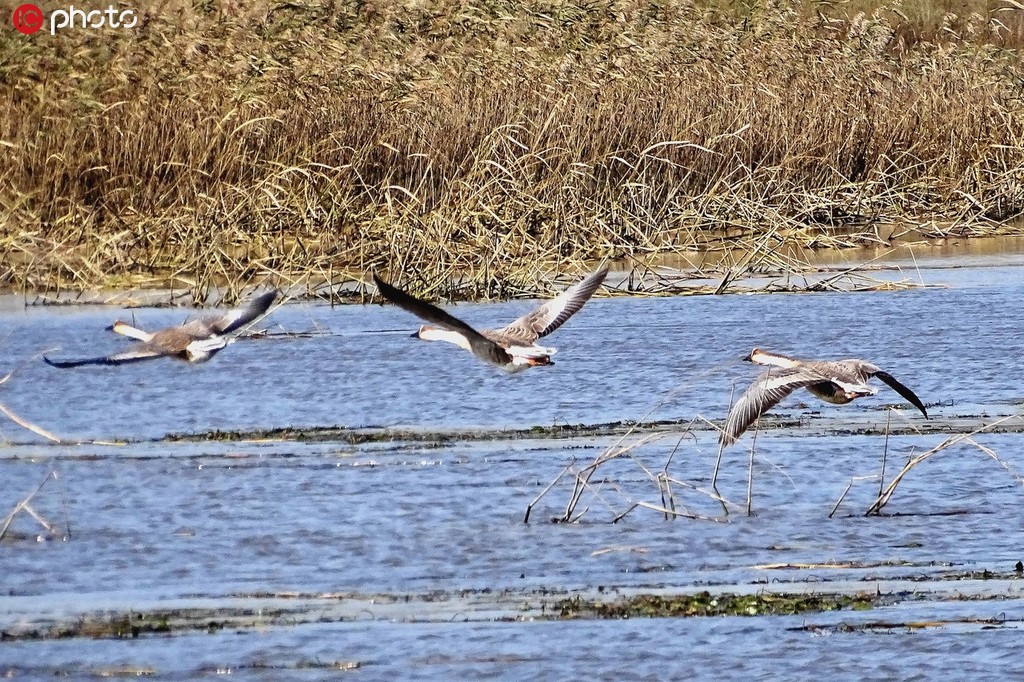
[44,291,278,368]
[374,266,608,372]
[721,348,928,446]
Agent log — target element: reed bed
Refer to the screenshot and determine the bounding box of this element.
[2,0,1023,301]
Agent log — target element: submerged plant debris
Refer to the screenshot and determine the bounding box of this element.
[161,419,694,445]
[0,606,301,642]
[157,413,1024,446]
[8,579,1021,643]
[552,592,879,619]
[791,615,1023,634]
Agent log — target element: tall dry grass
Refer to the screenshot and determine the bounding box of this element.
[1,0,1023,301]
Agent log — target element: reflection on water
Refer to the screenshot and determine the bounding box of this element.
[1,253,1024,677]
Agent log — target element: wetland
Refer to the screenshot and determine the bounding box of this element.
[2,245,1024,678]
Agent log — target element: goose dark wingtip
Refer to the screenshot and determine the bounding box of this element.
[371,272,396,301]
[373,274,412,308]
[251,289,280,310]
[212,289,281,335]
[42,355,103,369]
[872,370,928,419]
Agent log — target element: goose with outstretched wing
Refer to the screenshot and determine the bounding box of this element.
[43,291,278,368]
[721,348,928,446]
[373,267,608,372]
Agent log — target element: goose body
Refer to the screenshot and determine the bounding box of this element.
[721,348,928,446]
[373,267,608,372]
[44,291,278,368]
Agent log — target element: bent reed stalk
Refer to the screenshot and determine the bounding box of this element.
[2,1,1023,301]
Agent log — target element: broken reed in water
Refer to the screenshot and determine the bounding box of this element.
[2,0,1023,301]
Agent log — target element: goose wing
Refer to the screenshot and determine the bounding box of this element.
[721,367,830,446]
[495,266,609,344]
[43,343,167,368]
[871,370,928,417]
[205,290,279,335]
[373,274,512,367]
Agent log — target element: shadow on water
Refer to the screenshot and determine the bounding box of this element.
[2,248,1024,677]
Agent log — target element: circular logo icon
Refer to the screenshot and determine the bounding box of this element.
[12,4,44,34]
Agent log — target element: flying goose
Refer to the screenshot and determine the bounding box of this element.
[43,291,279,368]
[372,266,608,372]
[721,348,928,446]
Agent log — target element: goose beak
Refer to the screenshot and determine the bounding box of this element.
[741,352,753,362]
[409,331,419,338]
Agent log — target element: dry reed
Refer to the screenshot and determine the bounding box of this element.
[865,413,1024,514]
[525,422,734,524]
[0,350,64,442]
[0,470,70,541]
[0,351,122,445]
[1,1,1022,300]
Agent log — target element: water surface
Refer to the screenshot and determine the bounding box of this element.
[1,253,1023,678]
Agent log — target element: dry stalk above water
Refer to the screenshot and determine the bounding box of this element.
[0,470,70,542]
[525,419,737,524]
[864,414,1024,515]
[0,352,126,446]
[531,396,1024,522]
[0,351,65,443]
[818,411,1024,516]
[2,1,1023,301]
